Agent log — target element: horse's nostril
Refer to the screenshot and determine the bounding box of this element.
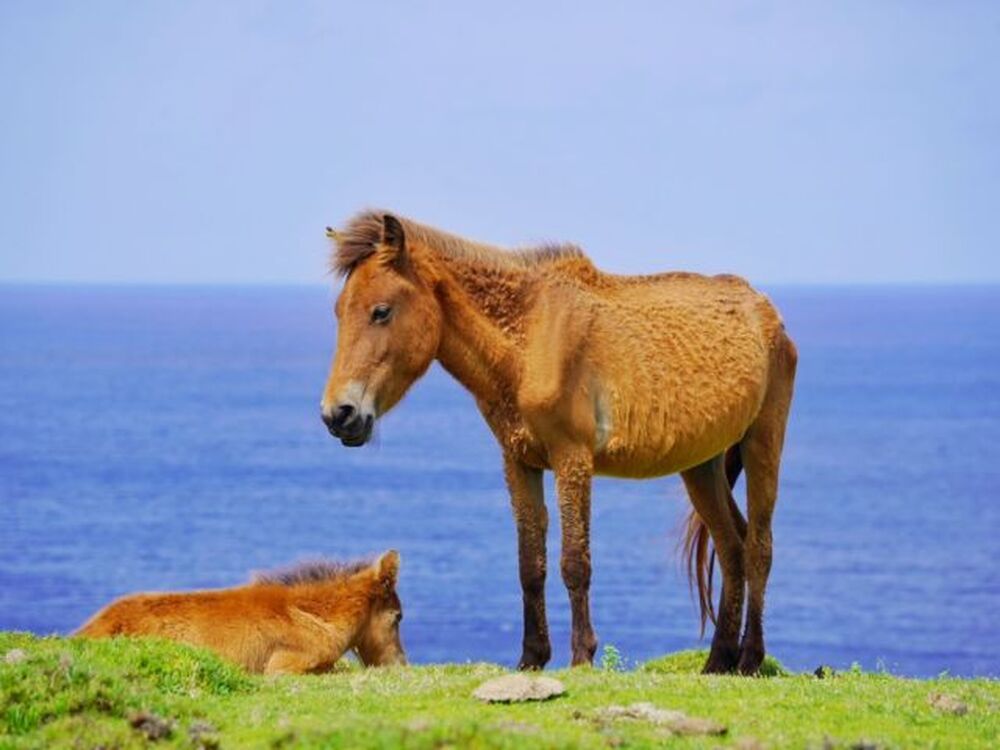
[323,403,358,436]
[336,404,356,426]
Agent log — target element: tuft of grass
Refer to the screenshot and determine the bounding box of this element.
[0,631,252,744]
[599,643,625,672]
[642,649,789,677]
[1,632,997,749]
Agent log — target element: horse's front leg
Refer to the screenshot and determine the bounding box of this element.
[553,448,598,666]
[504,455,551,670]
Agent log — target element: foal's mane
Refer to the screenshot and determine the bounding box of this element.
[331,210,584,277]
[252,559,371,587]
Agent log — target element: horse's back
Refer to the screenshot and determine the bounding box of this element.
[529,266,788,476]
[551,266,784,385]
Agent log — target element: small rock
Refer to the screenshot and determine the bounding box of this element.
[3,648,27,665]
[189,719,217,734]
[597,703,726,736]
[128,710,174,741]
[599,703,683,723]
[732,739,766,750]
[670,715,729,736]
[472,674,566,703]
[188,719,219,749]
[928,692,969,716]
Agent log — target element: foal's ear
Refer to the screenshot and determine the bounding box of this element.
[375,549,400,588]
[378,214,408,272]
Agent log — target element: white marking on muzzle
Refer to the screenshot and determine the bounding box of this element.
[341,379,377,417]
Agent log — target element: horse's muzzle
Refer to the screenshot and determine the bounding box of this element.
[322,404,374,447]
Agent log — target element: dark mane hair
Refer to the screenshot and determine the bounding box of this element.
[329,210,584,277]
[252,558,371,587]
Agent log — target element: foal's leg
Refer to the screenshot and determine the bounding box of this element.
[738,337,797,675]
[553,447,598,666]
[681,454,745,674]
[264,649,323,675]
[504,456,551,670]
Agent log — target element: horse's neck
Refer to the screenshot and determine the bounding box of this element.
[424,255,527,407]
[291,584,368,643]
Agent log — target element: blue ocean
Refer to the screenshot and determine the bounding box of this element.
[1,284,997,677]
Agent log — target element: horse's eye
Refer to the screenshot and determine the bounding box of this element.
[394,611,403,625]
[370,304,392,325]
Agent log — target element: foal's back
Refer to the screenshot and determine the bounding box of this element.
[77,585,291,671]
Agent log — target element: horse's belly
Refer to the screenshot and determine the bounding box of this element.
[594,452,687,479]
[594,428,738,478]
[592,382,764,478]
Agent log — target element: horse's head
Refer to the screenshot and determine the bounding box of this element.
[355,550,407,667]
[321,215,442,447]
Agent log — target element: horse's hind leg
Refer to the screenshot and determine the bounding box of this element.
[738,334,797,675]
[725,443,748,539]
[681,454,745,674]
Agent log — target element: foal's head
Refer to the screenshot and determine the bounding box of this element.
[322,214,442,446]
[355,550,406,667]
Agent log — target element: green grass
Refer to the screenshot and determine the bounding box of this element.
[1,632,996,749]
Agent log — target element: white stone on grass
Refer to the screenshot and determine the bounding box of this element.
[597,702,727,736]
[928,692,969,716]
[472,674,566,703]
[3,649,27,665]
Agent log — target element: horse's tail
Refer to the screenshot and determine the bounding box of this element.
[682,442,744,637]
[682,508,716,636]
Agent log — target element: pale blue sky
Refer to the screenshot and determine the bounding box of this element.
[1,2,997,284]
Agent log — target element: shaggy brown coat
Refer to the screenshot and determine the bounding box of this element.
[76,552,405,674]
[321,212,796,674]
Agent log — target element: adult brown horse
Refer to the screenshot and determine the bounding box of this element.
[320,211,796,674]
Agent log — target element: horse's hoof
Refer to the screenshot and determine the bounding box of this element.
[737,646,765,676]
[702,646,739,674]
[517,645,551,671]
[570,635,597,667]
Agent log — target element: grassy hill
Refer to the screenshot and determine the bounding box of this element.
[1,632,996,749]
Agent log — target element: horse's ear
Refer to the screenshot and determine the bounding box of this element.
[325,226,343,244]
[375,549,400,588]
[379,214,408,272]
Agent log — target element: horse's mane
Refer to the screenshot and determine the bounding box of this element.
[252,558,371,587]
[330,210,584,277]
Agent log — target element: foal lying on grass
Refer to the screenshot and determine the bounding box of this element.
[77,551,406,674]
